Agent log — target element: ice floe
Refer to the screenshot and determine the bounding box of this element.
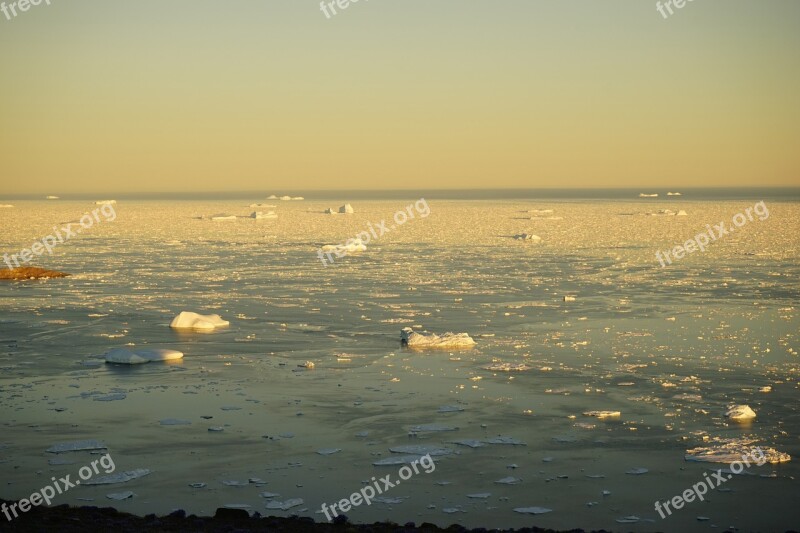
[513,506,552,515]
[84,469,151,485]
[47,440,107,453]
[401,327,476,349]
[105,348,184,365]
[685,440,790,464]
[725,405,756,421]
[169,311,229,331]
[106,491,135,500]
[251,211,277,219]
[389,445,453,456]
[339,204,354,214]
[265,498,304,510]
[513,233,541,241]
[583,410,621,419]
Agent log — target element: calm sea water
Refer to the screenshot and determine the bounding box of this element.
[1,198,798,531]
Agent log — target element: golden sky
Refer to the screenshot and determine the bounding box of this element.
[1,0,798,194]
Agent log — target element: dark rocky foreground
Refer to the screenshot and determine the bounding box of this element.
[0,501,600,533]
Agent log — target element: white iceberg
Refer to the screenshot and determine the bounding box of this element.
[676,210,688,216]
[401,327,476,349]
[320,238,367,254]
[170,311,229,331]
[339,203,354,214]
[667,192,682,196]
[250,211,277,219]
[210,214,236,221]
[105,348,184,364]
[46,195,59,199]
[639,193,658,197]
[0,204,13,208]
[725,405,756,421]
[279,196,292,201]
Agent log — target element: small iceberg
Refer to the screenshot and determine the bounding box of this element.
[170,311,229,331]
[105,348,184,365]
[95,200,117,205]
[584,410,621,419]
[676,209,688,216]
[250,211,277,219]
[0,204,13,208]
[513,233,541,241]
[320,238,367,254]
[667,192,682,196]
[685,441,790,464]
[339,203,354,214]
[401,327,476,349]
[46,195,60,199]
[639,193,658,197]
[725,405,756,421]
[265,498,304,510]
[513,507,552,515]
[210,214,236,221]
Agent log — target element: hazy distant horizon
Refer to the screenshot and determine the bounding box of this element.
[3,186,799,202]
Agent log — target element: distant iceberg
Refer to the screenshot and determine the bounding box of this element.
[46,195,59,200]
[667,192,682,196]
[513,233,541,241]
[251,211,277,219]
[339,204,354,214]
[401,327,476,349]
[210,214,236,221]
[170,311,229,331]
[95,200,117,205]
[639,193,658,198]
[0,204,13,208]
[725,405,756,421]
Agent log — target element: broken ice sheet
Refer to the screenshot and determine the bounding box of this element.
[409,423,458,432]
[494,476,522,485]
[159,418,191,425]
[513,507,552,515]
[316,448,341,456]
[373,455,428,466]
[94,393,127,402]
[484,436,526,445]
[84,469,151,485]
[388,445,452,456]
[222,480,249,486]
[47,440,107,454]
[106,491,135,501]
[265,498,303,510]
[449,439,486,448]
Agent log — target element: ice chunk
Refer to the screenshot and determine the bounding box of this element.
[513,506,552,514]
[467,493,491,499]
[484,362,532,372]
[373,455,427,466]
[160,418,192,425]
[210,214,236,221]
[389,445,452,456]
[134,348,184,362]
[725,405,756,421]
[170,311,229,331]
[401,328,476,349]
[494,476,522,485]
[47,440,107,453]
[321,238,367,254]
[339,204,354,214]
[106,491,135,500]
[449,439,486,448]
[625,468,649,475]
[94,393,127,401]
[409,423,458,432]
[251,211,277,219]
[104,349,149,365]
[484,436,526,445]
[95,200,117,205]
[685,441,790,464]
[513,234,541,242]
[316,448,341,456]
[583,410,621,419]
[84,469,151,485]
[265,498,304,510]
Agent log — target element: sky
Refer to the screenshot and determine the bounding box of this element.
[0,0,798,195]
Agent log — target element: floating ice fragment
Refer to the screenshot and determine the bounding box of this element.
[484,363,532,372]
[625,468,649,475]
[189,483,206,488]
[449,439,485,448]
[401,328,475,349]
[134,348,184,362]
[484,436,526,446]
[373,455,427,466]
[84,469,151,485]
[265,498,304,510]
[104,349,149,365]
[437,405,464,413]
[106,491,135,500]
[159,418,191,425]
[442,508,464,514]
[685,440,790,464]
[563,296,576,302]
[513,234,541,242]
[467,493,491,499]
[616,516,640,523]
[389,445,451,456]
[494,476,522,485]
[339,204,354,214]
[260,492,280,498]
[222,480,249,487]
[583,411,621,419]
[513,507,552,515]
[47,440,107,453]
[208,427,224,432]
[169,312,229,331]
[94,393,127,401]
[725,405,756,421]
[251,211,277,219]
[316,448,341,456]
[409,423,458,432]
[374,496,405,504]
